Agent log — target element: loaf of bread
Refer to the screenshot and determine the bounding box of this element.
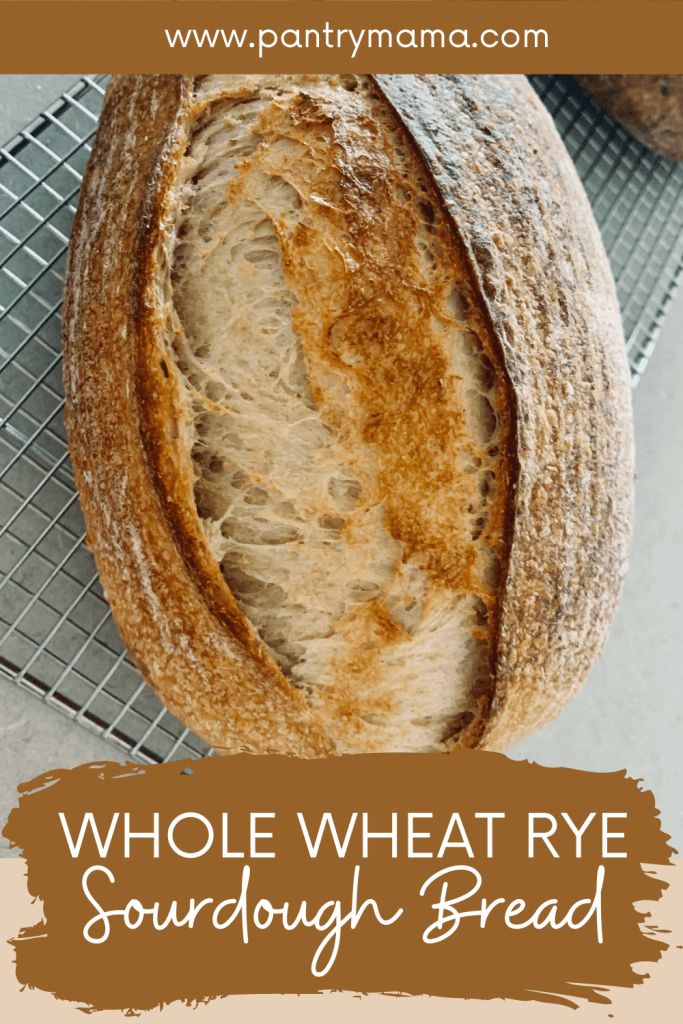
[63,74,634,756]
[577,75,683,162]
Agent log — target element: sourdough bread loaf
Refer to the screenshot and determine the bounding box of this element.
[577,75,683,162]
[63,74,634,755]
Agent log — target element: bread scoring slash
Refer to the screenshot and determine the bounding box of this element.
[63,75,634,756]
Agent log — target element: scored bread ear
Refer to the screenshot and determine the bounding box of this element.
[64,74,633,756]
[375,74,633,750]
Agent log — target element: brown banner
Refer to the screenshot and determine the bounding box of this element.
[1,861,682,1022]
[0,2,683,74]
[2,753,674,1012]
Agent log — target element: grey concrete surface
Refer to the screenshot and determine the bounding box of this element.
[1,76,681,854]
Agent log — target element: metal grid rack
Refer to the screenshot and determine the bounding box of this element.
[1,74,683,764]
[0,76,210,763]
[530,75,683,378]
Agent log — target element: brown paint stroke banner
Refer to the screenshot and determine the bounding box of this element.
[2,753,674,1012]
[1,2,683,74]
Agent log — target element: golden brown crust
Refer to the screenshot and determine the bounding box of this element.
[577,75,683,162]
[64,74,633,755]
[375,75,633,748]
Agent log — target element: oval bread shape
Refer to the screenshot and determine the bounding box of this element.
[63,74,634,755]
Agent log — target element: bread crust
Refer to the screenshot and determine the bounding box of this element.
[577,75,683,162]
[63,76,332,756]
[376,75,633,748]
[63,74,633,755]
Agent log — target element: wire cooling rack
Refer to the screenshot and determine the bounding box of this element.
[0,76,210,763]
[530,75,683,378]
[1,74,683,764]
